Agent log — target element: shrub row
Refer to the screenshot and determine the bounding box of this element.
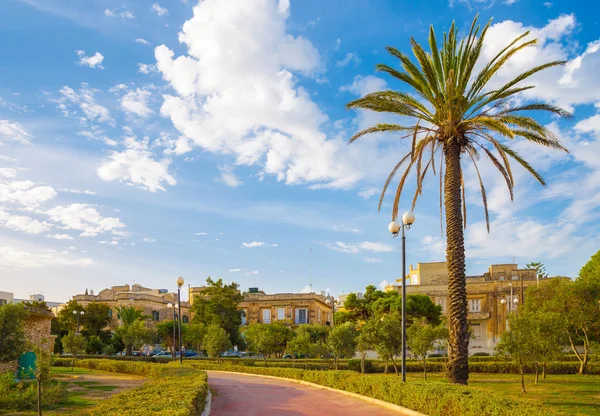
[0,372,68,411]
[53,359,209,416]
[188,362,564,416]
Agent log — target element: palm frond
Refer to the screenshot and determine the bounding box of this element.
[348,124,415,144]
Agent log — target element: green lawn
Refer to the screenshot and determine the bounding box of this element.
[402,372,600,416]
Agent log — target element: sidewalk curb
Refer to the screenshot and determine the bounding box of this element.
[205,370,427,416]
[200,388,212,416]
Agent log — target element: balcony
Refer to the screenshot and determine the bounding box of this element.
[467,311,490,320]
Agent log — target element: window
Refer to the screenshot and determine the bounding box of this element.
[262,308,271,324]
[317,308,322,323]
[277,308,285,320]
[108,309,113,318]
[435,297,446,313]
[512,274,519,280]
[468,299,481,312]
[295,308,307,324]
[241,310,247,326]
[182,315,189,323]
[152,310,159,321]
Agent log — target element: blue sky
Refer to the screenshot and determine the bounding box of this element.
[1,0,600,302]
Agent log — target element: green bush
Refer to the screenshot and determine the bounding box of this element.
[347,359,377,373]
[471,352,490,357]
[187,363,563,416]
[0,372,68,411]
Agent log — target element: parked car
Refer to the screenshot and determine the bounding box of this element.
[220,350,241,357]
[148,350,165,357]
[153,351,173,357]
[183,350,199,357]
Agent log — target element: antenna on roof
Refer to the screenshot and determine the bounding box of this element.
[512,255,516,265]
[309,245,313,293]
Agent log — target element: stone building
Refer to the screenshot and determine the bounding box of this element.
[188,286,334,327]
[386,262,543,353]
[69,284,191,330]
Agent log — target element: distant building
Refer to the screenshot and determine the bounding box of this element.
[337,292,363,305]
[385,262,544,353]
[69,284,191,330]
[0,292,61,308]
[188,286,334,327]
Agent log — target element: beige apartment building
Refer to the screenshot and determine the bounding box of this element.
[189,287,334,327]
[386,262,543,353]
[70,284,191,330]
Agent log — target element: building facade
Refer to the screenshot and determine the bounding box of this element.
[386,262,543,353]
[189,286,334,327]
[70,284,191,330]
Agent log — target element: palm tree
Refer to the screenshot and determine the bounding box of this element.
[115,305,148,327]
[346,17,570,384]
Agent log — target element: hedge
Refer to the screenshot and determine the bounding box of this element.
[53,359,208,416]
[188,362,564,416]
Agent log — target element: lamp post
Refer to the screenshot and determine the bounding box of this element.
[326,297,335,327]
[176,276,184,364]
[388,211,416,383]
[167,303,176,362]
[73,310,85,335]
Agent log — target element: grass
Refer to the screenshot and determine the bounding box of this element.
[403,372,600,416]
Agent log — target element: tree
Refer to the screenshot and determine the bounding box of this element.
[115,305,148,327]
[114,306,149,355]
[530,311,564,383]
[61,332,86,371]
[244,323,294,365]
[86,335,104,355]
[0,303,28,363]
[82,303,111,337]
[22,300,51,311]
[372,313,403,375]
[191,277,244,346]
[526,262,548,279]
[203,325,232,363]
[406,319,447,380]
[184,323,207,353]
[496,311,538,393]
[327,323,358,370]
[157,320,177,353]
[56,300,84,333]
[118,321,154,355]
[287,331,311,369]
[346,17,570,384]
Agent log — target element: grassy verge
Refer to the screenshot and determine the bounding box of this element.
[189,362,569,416]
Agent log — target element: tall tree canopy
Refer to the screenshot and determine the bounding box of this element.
[346,17,569,384]
[191,277,244,346]
[0,303,28,363]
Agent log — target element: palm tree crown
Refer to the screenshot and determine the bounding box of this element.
[115,305,148,327]
[346,16,570,385]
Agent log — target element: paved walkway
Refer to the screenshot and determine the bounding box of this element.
[207,371,405,416]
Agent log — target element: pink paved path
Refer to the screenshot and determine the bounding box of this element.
[207,371,405,416]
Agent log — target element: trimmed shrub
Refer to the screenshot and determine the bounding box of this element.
[472,352,490,357]
[0,373,68,411]
[187,363,564,416]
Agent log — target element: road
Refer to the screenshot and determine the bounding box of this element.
[207,371,405,416]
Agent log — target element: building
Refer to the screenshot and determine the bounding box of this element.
[0,292,62,308]
[189,286,334,327]
[69,284,191,330]
[386,262,543,353]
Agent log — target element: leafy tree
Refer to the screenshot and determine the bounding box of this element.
[531,311,564,382]
[496,311,538,393]
[346,17,570,384]
[82,303,111,337]
[406,319,447,380]
[244,323,295,365]
[372,313,403,375]
[114,306,149,355]
[118,321,154,355]
[157,320,177,353]
[184,323,207,353]
[287,331,311,369]
[30,339,51,416]
[579,249,600,280]
[203,325,232,364]
[115,305,149,327]
[191,277,244,346]
[0,303,28,363]
[86,335,104,355]
[22,300,50,311]
[296,324,329,358]
[61,332,86,371]
[327,323,358,370]
[526,262,548,279]
[56,300,84,333]
[371,293,442,325]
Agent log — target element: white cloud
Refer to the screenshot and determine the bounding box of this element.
[332,225,361,234]
[76,50,105,69]
[0,120,32,144]
[543,2,552,7]
[0,210,52,234]
[97,132,176,192]
[154,0,379,190]
[378,279,389,290]
[47,233,73,240]
[142,237,156,242]
[104,8,134,19]
[218,165,243,188]
[0,179,57,207]
[47,203,125,237]
[339,75,386,96]
[121,88,153,117]
[326,241,395,254]
[138,63,157,74]
[54,84,112,124]
[335,52,360,68]
[358,187,379,200]
[0,246,92,269]
[228,268,242,272]
[136,38,150,45]
[151,3,168,16]
[242,241,265,248]
[0,97,28,112]
[99,239,119,245]
[300,284,313,293]
[365,257,382,263]
[193,232,207,235]
[58,188,96,195]
[0,168,17,178]
[245,270,259,275]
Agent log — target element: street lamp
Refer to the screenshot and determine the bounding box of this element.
[326,297,335,327]
[176,276,184,364]
[167,303,176,362]
[389,211,415,383]
[73,310,85,334]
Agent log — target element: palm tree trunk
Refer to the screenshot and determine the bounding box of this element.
[444,141,469,385]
